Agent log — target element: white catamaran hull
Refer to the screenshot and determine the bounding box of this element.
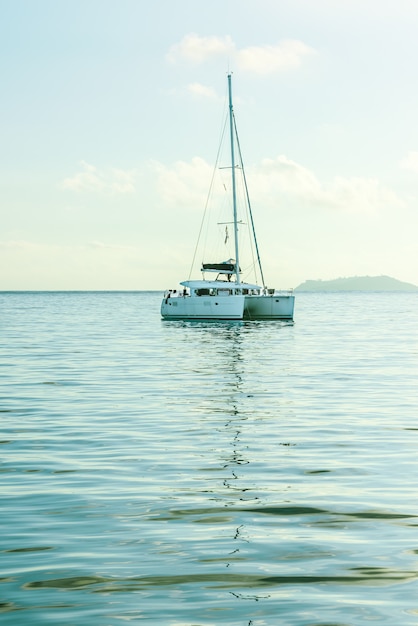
[244,293,295,320]
[161,295,245,320]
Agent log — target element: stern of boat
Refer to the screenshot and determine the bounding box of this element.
[243,292,295,320]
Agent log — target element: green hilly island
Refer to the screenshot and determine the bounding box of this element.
[295,275,418,292]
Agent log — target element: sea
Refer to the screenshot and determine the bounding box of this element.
[1,290,418,626]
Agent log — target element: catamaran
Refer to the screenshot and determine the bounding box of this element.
[161,74,295,321]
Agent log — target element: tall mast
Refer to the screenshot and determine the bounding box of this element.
[228,74,241,286]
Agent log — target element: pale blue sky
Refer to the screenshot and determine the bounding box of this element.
[2,0,418,289]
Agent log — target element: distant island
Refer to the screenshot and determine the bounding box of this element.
[295,275,418,292]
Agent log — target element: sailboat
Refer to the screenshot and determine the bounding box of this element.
[160,74,295,321]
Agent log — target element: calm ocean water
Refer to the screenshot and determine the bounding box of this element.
[1,290,418,625]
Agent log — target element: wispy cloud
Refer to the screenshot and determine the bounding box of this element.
[62,161,136,194]
[86,240,136,251]
[399,151,418,173]
[0,240,136,253]
[151,154,401,215]
[166,34,234,64]
[253,156,402,213]
[0,239,149,290]
[152,157,212,210]
[167,34,316,74]
[237,40,316,74]
[187,82,218,99]
[60,156,401,216]
[0,240,41,250]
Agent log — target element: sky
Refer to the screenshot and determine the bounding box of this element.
[1,0,418,290]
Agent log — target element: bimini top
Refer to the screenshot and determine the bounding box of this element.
[202,258,239,274]
[202,262,235,274]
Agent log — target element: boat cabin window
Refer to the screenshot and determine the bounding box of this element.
[195,288,218,296]
[216,289,231,296]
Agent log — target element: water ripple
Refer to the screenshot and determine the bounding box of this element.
[22,567,418,593]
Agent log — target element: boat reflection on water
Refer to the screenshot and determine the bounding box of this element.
[170,320,291,605]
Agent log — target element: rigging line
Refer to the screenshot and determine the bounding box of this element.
[188,112,228,280]
[232,111,266,288]
[234,161,257,282]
